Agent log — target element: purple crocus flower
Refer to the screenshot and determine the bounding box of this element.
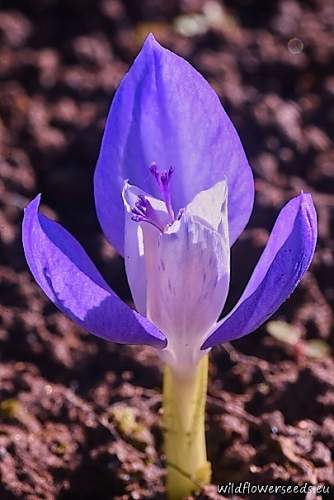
[22,35,317,375]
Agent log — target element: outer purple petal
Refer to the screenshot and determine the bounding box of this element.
[22,195,166,349]
[202,193,317,349]
[94,34,254,255]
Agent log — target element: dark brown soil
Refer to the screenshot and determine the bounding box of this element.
[0,1,333,499]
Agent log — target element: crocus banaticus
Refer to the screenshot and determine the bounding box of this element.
[22,34,317,499]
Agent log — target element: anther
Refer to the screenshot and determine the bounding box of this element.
[130,195,164,232]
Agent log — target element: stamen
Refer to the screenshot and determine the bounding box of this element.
[130,195,164,232]
[130,163,176,232]
[149,162,175,222]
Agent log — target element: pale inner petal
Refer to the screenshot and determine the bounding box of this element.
[146,182,230,374]
[122,181,168,315]
[123,179,230,374]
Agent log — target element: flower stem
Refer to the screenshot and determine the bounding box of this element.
[162,354,211,499]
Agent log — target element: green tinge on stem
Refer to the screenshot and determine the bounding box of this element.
[163,354,211,499]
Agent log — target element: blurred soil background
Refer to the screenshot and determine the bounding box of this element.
[0,0,333,498]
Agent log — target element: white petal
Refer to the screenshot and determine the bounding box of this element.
[185,180,228,234]
[122,181,168,315]
[147,211,230,374]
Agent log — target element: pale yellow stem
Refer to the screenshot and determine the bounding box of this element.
[162,355,211,499]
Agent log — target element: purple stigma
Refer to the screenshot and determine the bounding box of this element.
[130,195,164,232]
[149,163,175,222]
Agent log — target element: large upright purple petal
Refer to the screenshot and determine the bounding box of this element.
[94,34,254,255]
[22,195,166,348]
[202,193,317,349]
